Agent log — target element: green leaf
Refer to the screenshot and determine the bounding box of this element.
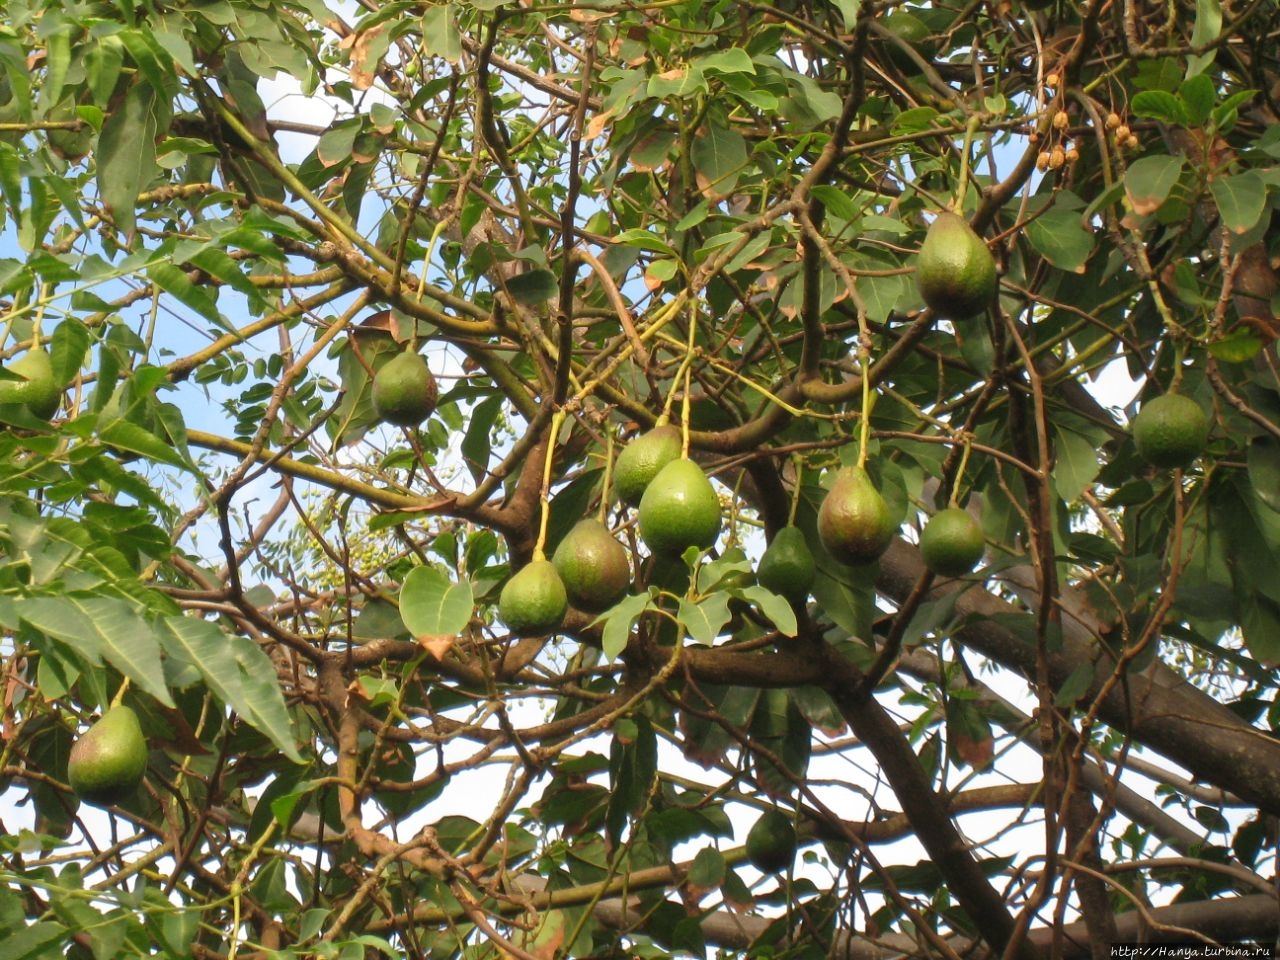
[601,592,652,660]
[613,229,677,256]
[5,920,70,960]
[460,394,503,486]
[1187,0,1222,76]
[399,565,474,637]
[505,268,559,306]
[98,418,192,471]
[1052,425,1101,503]
[740,585,798,637]
[1123,155,1184,216]
[146,261,229,332]
[161,616,303,762]
[647,65,708,100]
[1178,73,1215,125]
[945,698,993,770]
[117,28,177,94]
[49,318,89,386]
[1209,171,1267,234]
[691,122,747,199]
[695,48,755,75]
[687,846,726,890]
[421,4,461,62]
[1130,90,1187,125]
[1025,207,1094,273]
[678,594,731,646]
[1248,439,1280,515]
[19,596,173,706]
[96,84,158,234]
[1208,328,1264,363]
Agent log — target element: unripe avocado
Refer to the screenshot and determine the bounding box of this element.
[745,808,798,874]
[0,348,60,419]
[919,507,985,576]
[552,518,631,613]
[817,465,898,565]
[614,424,683,506]
[637,458,722,556]
[881,11,936,67]
[498,559,568,636]
[1131,393,1209,469]
[757,525,816,603]
[67,705,148,807]
[371,348,438,427]
[915,211,998,320]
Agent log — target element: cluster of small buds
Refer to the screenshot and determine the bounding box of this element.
[1036,105,1080,172]
[1107,112,1139,149]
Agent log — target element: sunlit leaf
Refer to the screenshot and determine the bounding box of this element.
[399,565,474,637]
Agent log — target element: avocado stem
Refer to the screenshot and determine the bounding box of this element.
[534,409,566,558]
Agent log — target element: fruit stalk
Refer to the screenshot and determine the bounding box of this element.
[534,409,567,560]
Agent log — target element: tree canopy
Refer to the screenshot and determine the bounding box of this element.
[2,0,1280,957]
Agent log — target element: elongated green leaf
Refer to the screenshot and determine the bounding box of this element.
[740,585,798,637]
[98,418,191,471]
[6,920,70,960]
[1187,0,1222,76]
[146,261,227,330]
[49,318,90,386]
[399,565,474,637]
[601,592,652,660]
[96,84,157,234]
[19,596,172,705]
[161,616,303,762]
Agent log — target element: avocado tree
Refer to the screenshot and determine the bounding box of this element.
[2,0,1280,956]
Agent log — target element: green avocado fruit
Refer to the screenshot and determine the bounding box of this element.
[498,559,568,637]
[552,518,631,613]
[881,11,936,67]
[638,458,722,556]
[0,348,60,419]
[757,525,816,603]
[916,211,998,320]
[67,705,148,807]
[817,465,898,566]
[919,506,985,577]
[745,808,798,874]
[613,424,683,506]
[371,348,439,427]
[1131,393,1209,469]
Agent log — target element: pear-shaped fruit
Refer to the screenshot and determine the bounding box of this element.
[919,506,985,577]
[552,518,631,613]
[817,465,898,565]
[613,424,682,506]
[637,458,722,556]
[498,559,568,637]
[916,211,997,320]
[757,525,816,603]
[1132,393,1209,469]
[745,808,798,874]
[881,10,936,67]
[371,348,438,427]
[67,705,148,807]
[0,348,60,419]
